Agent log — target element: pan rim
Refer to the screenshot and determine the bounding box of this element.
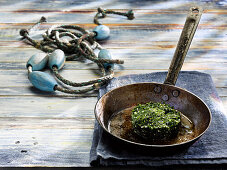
[94,82,212,148]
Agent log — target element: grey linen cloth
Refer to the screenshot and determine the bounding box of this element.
[90,71,227,166]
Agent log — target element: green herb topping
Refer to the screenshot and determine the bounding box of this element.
[131,102,181,140]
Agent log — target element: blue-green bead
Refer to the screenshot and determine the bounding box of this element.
[93,25,110,40]
[98,49,114,69]
[48,49,65,70]
[26,53,48,71]
[29,71,57,92]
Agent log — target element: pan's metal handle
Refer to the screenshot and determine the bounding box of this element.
[164,7,202,85]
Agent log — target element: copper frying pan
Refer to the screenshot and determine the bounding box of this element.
[94,7,211,151]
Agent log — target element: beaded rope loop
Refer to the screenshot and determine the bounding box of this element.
[20,7,135,94]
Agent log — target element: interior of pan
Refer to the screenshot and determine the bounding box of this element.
[94,82,211,147]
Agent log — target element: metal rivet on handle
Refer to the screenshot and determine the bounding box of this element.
[154,86,162,93]
[172,90,180,97]
[162,94,169,101]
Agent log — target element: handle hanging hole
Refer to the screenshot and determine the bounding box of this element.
[192,8,199,14]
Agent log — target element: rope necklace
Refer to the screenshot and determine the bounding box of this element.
[20,7,135,94]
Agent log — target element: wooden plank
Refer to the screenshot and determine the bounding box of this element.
[220,96,227,112]
[3,9,227,15]
[0,91,225,119]
[0,11,226,24]
[1,23,226,43]
[1,86,226,97]
[0,69,226,86]
[0,48,226,63]
[0,0,226,11]
[217,88,227,97]
[0,117,95,129]
[0,84,221,96]
[0,60,226,70]
[0,96,97,118]
[1,22,226,30]
[2,9,227,14]
[0,86,97,97]
[1,39,227,49]
[0,69,226,98]
[0,128,93,167]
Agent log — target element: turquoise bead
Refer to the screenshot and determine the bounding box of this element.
[29,71,57,92]
[98,49,114,69]
[93,25,110,40]
[48,49,65,69]
[26,53,48,71]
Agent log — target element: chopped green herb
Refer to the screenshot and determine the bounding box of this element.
[131,102,181,140]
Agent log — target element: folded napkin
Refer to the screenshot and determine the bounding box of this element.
[90,71,227,166]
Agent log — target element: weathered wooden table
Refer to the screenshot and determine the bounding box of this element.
[0,0,226,167]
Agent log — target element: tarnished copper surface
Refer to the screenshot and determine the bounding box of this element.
[94,82,211,148]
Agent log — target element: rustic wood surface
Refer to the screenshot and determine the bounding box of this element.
[0,0,226,167]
